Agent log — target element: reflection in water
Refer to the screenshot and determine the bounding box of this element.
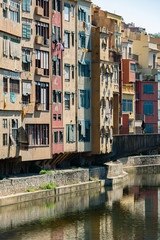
[0,174,160,239]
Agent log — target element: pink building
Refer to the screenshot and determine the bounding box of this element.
[136,81,158,133]
[52,0,64,154]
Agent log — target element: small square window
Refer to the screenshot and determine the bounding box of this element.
[53,114,56,121]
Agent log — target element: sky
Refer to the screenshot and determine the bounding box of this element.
[92,0,160,34]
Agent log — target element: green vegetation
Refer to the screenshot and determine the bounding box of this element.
[39,170,52,175]
[27,188,35,192]
[39,183,57,190]
[90,177,99,182]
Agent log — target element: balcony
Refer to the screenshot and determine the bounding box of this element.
[35,6,43,16]
[35,68,43,76]
[132,54,139,62]
[35,35,44,45]
[122,84,134,94]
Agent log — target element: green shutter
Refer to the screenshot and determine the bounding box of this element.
[26,0,30,12]
[26,25,31,39]
[22,0,26,11]
[22,24,27,38]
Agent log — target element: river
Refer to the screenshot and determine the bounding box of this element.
[1,174,160,240]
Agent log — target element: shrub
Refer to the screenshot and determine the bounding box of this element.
[40,183,56,190]
[39,170,52,175]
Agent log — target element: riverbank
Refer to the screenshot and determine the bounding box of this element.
[0,165,128,207]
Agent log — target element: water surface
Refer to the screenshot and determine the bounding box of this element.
[1,174,160,240]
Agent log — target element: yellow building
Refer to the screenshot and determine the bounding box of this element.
[0,0,52,173]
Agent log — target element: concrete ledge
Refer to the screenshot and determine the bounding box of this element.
[124,164,160,174]
[0,180,102,207]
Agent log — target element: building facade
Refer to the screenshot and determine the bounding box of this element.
[52,0,64,154]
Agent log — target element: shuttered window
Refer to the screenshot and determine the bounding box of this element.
[22,24,31,39]
[22,0,30,12]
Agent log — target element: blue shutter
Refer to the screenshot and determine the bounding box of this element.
[78,34,81,48]
[85,90,90,109]
[78,89,81,108]
[88,90,90,108]
[78,63,81,76]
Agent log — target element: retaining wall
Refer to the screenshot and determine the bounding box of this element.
[0,167,106,196]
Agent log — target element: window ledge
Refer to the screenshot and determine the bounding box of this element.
[28,144,49,148]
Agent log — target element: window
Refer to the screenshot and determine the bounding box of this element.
[54,131,58,144]
[129,119,133,128]
[3,119,7,128]
[72,66,74,79]
[122,99,133,113]
[3,77,8,92]
[3,35,8,57]
[130,63,135,72]
[78,8,86,22]
[3,3,8,18]
[22,24,31,39]
[65,93,70,110]
[53,114,56,121]
[57,0,60,12]
[79,120,90,142]
[72,32,74,46]
[52,59,56,75]
[22,49,31,71]
[52,25,56,42]
[35,21,49,43]
[35,82,49,111]
[36,0,49,17]
[78,62,90,78]
[143,102,153,115]
[22,0,30,12]
[64,32,70,48]
[26,124,49,145]
[57,27,61,43]
[114,65,118,83]
[57,59,61,76]
[9,38,20,60]
[58,91,62,103]
[10,79,19,94]
[59,131,63,143]
[22,81,31,104]
[72,93,74,105]
[64,4,70,21]
[79,34,86,48]
[12,119,18,143]
[35,50,49,75]
[145,124,154,133]
[66,124,76,142]
[3,134,7,146]
[71,6,74,17]
[9,0,20,23]
[78,89,90,109]
[64,65,70,81]
[58,114,61,120]
[53,90,57,103]
[52,0,55,10]
[143,84,154,94]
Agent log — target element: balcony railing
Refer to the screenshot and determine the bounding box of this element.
[122,84,134,93]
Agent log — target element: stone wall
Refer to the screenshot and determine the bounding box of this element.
[0,167,107,196]
[119,155,160,167]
